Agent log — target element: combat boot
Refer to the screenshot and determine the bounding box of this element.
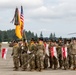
[13,68,19,71]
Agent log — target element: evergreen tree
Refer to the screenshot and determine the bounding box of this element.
[49,33,53,39]
[40,31,43,38]
[54,33,56,38]
[34,33,38,41]
[3,31,8,41]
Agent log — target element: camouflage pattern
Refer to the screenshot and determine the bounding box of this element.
[44,41,49,69]
[68,40,73,69]
[69,40,76,69]
[36,41,45,71]
[48,41,58,69]
[57,41,63,69]
[12,43,19,71]
[20,42,28,71]
[29,42,37,71]
[62,43,69,70]
[53,42,58,69]
[48,41,54,68]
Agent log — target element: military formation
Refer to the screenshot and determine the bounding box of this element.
[11,38,76,71]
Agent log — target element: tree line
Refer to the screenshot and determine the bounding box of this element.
[0,29,56,42]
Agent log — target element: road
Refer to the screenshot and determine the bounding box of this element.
[0,44,76,75]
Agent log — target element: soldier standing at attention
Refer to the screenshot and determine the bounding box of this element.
[57,39,64,69]
[44,40,49,69]
[36,38,45,71]
[48,40,54,69]
[49,40,58,70]
[29,38,36,71]
[68,39,73,69]
[70,39,76,70]
[20,39,28,71]
[11,40,19,71]
[62,40,69,70]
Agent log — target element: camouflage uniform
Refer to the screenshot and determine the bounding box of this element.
[36,41,45,71]
[48,41,54,68]
[62,43,69,70]
[12,43,19,71]
[29,42,37,71]
[49,41,58,69]
[70,40,76,70]
[18,43,22,67]
[57,41,63,69]
[20,42,28,71]
[68,41,73,69]
[44,41,49,69]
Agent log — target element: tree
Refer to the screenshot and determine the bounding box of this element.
[0,31,2,42]
[49,33,53,39]
[54,33,56,38]
[3,31,8,42]
[40,31,43,38]
[34,33,38,40]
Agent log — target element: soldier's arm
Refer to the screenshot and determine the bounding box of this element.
[43,45,46,55]
[18,47,20,57]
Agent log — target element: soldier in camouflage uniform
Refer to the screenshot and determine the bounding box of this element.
[62,40,69,70]
[69,39,76,70]
[11,41,19,71]
[20,40,28,71]
[53,41,58,69]
[57,39,63,69]
[49,40,58,69]
[48,40,53,68]
[68,39,73,69]
[44,40,49,69]
[36,38,45,71]
[28,38,37,71]
[18,40,23,67]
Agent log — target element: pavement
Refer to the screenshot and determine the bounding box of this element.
[0,43,76,75]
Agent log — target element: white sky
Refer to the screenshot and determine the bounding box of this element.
[0,0,76,38]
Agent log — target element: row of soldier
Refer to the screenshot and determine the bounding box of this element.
[11,38,76,71]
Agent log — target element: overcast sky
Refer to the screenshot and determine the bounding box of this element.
[0,0,76,38]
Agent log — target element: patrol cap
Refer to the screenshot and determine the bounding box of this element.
[13,40,18,43]
[31,38,35,41]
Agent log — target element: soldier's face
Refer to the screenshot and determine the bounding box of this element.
[73,40,76,43]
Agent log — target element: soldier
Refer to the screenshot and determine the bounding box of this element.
[57,39,64,69]
[18,40,23,67]
[53,40,58,69]
[70,39,76,70]
[20,39,28,71]
[36,38,45,71]
[28,38,37,71]
[61,40,69,70]
[44,40,49,69]
[49,40,58,70]
[48,40,54,69]
[11,40,19,71]
[68,39,73,69]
